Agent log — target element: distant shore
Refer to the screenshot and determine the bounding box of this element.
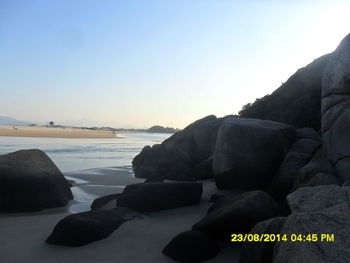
[0,125,118,138]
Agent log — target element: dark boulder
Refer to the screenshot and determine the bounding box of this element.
[46,208,138,246]
[191,156,213,180]
[91,193,120,210]
[192,191,278,238]
[163,231,220,263]
[213,118,296,190]
[0,149,73,212]
[322,34,350,182]
[117,182,203,212]
[297,172,340,189]
[268,134,320,199]
[239,217,286,263]
[132,115,226,180]
[207,191,245,214]
[292,149,337,191]
[239,54,330,131]
[273,185,350,262]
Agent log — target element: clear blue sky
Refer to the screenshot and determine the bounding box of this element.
[1,0,349,128]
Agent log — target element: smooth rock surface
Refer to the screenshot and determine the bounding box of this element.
[0,149,73,212]
[46,208,138,246]
[213,118,296,190]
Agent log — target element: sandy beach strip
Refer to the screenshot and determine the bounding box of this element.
[0,166,241,263]
[0,126,117,138]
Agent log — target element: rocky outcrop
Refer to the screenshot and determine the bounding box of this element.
[46,208,138,247]
[192,191,278,238]
[0,149,73,212]
[213,118,296,190]
[268,128,321,199]
[132,115,226,180]
[322,34,350,182]
[239,217,286,263]
[163,231,220,263]
[292,148,337,191]
[273,185,350,262]
[239,54,330,130]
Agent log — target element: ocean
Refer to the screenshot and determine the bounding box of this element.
[0,133,172,172]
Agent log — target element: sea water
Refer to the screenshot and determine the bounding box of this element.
[0,133,171,172]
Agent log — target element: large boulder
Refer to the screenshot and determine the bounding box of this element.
[239,217,286,263]
[46,208,138,247]
[322,34,350,181]
[213,118,296,190]
[117,182,203,212]
[273,185,350,262]
[239,54,330,130]
[132,115,226,180]
[0,149,73,212]
[292,149,337,191]
[163,231,220,263]
[268,129,321,199]
[192,191,278,238]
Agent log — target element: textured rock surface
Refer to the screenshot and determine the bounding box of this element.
[192,191,278,238]
[322,34,350,181]
[0,149,73,212]
[213,118,296,190]
[117,182,203,212]
[239,217,286,263]
[163,231,220,263]
[46,208,138,247]
[239,54,330,130]
[273,186,350,263]
[269,130,321,199]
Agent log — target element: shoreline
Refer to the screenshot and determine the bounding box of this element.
[0,126,118,139]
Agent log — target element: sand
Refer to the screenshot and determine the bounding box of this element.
[0,166,241,263]
[0,125,117,138]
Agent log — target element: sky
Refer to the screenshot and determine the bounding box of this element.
[1,0,350,129]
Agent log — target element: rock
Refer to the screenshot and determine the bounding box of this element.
[295,173,340,189]
[268,152,311,199]
[239,54,330,130]
[192,191,278,238]
[239,217,286,263]
[322,34,350,181]
[209,194,226,203]
[46,207,138,247]
[132,115,226,180]
[287,185,348,213]
[207,191,245,214]
[191,156,213,180]
[163,231,220,263]
[91,193,120,210]
[268,136,320,199]
[296,128,321,141]
[117,182,203,212]
[292,149,337,191]
[273,185,350,262]
[0,149,73,212]
[213,118,296,190]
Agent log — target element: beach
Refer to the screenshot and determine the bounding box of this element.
[0,166,241,263]
[0,125,117,138]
